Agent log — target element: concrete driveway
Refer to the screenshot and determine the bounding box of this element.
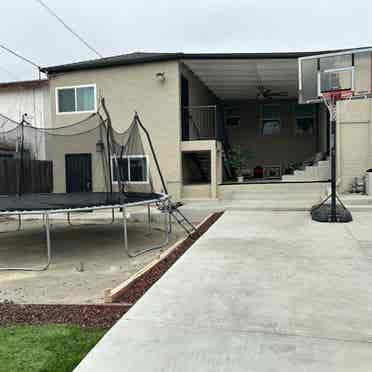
[75,211,372,371]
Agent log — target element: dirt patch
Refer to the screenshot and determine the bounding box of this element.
[116,212,223,304]
[0,220,184,304]
[0,303,130,328]
[0,213,223,328]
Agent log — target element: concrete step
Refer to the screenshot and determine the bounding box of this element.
[227,193,323,201]
[219,183,328,202]
[180,200,318,213]
[281,158,330,183]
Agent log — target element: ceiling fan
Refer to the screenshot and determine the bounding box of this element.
[256,85,288,100]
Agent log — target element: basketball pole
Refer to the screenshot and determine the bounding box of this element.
[330,109,337,222]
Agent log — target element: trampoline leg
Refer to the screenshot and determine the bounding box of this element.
[168,212,172,234]
[147,204,152,234]
[0,213,52,271]
[123,206,170,258]
[44,213,52,270]
[0,214,22,234]
[122,207,129,256]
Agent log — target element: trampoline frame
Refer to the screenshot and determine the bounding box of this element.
[0,193,170,271]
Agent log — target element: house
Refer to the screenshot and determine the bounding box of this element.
[39,49,372,199]
[0,79,50,161]
[0,79,50,128]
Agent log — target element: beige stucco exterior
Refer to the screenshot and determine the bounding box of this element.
[43,54,372,199]
[47,61,182,197]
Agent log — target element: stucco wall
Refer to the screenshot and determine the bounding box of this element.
[338,98,372,192]
[225,101,322,170]
[0,84,49,128]
[47,61,181,196]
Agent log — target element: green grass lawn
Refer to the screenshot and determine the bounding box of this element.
[0,324,106,372]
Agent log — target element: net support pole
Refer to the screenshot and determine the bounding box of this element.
[101,98,113,194]
[18,114,27,196]
[134,112,168,195]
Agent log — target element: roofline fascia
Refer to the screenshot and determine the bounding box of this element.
[41,48,371,74]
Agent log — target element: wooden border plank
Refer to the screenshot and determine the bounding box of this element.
[104,213,215,303]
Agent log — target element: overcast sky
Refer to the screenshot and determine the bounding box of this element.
[0,0,371,82]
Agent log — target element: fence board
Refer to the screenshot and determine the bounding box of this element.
[0,159,53,194]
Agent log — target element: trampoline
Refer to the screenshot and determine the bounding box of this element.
[0,99,180,271]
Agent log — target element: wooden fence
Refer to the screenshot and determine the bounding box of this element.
[0,159,53,194]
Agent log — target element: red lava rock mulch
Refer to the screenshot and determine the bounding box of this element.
[0,304,130,328]
[0,212,223,328]
[116,212,223,304]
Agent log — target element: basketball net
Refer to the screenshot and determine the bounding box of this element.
[321,91,353,122]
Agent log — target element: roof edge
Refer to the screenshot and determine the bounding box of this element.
[41,47,372,74]
[0,79,49,89]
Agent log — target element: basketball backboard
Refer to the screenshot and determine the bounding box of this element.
[298,48,372,104]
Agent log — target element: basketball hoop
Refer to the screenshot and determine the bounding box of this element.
[297,48,372,223]
[321,90,353,122]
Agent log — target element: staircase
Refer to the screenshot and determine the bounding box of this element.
[190,152,211,183]
[282,158,330,182]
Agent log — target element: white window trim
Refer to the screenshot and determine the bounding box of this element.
[56,84,97,115]
[111,155,150,184]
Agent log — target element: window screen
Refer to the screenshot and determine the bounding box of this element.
[112,158,129,182]
[295,104,316,135]
[262,104,281,135]
[77,87,95,112]
[112,156,148,183]
[58,88,76,113]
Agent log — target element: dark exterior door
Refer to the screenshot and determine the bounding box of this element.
[65,154,92,193]
[181,75,190,140]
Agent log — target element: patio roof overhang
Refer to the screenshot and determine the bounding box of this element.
[182,58,299,101]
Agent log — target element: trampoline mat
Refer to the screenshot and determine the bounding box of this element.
[0,192,163,213]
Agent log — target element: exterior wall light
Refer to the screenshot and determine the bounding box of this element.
[156,72,166,83]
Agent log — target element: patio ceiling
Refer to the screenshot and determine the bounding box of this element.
[182,58,299,101]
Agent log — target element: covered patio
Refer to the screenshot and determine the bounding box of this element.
[180,56,330,186]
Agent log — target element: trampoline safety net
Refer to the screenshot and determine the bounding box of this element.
[0,101,163,212]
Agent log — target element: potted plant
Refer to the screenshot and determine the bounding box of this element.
[228,146,253,183]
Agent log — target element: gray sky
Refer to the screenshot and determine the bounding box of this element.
[0,0,371,82]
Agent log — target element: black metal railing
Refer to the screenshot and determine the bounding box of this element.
[182,105,217,140]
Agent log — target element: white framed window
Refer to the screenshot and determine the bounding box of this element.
[294,104,316,136]
[261,104,281,136]
[56,84,97,114]
[111,155,149,184]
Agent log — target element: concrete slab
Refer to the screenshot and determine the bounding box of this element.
[74,211,372,371]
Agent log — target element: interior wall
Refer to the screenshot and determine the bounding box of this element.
[224,100,321,171]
